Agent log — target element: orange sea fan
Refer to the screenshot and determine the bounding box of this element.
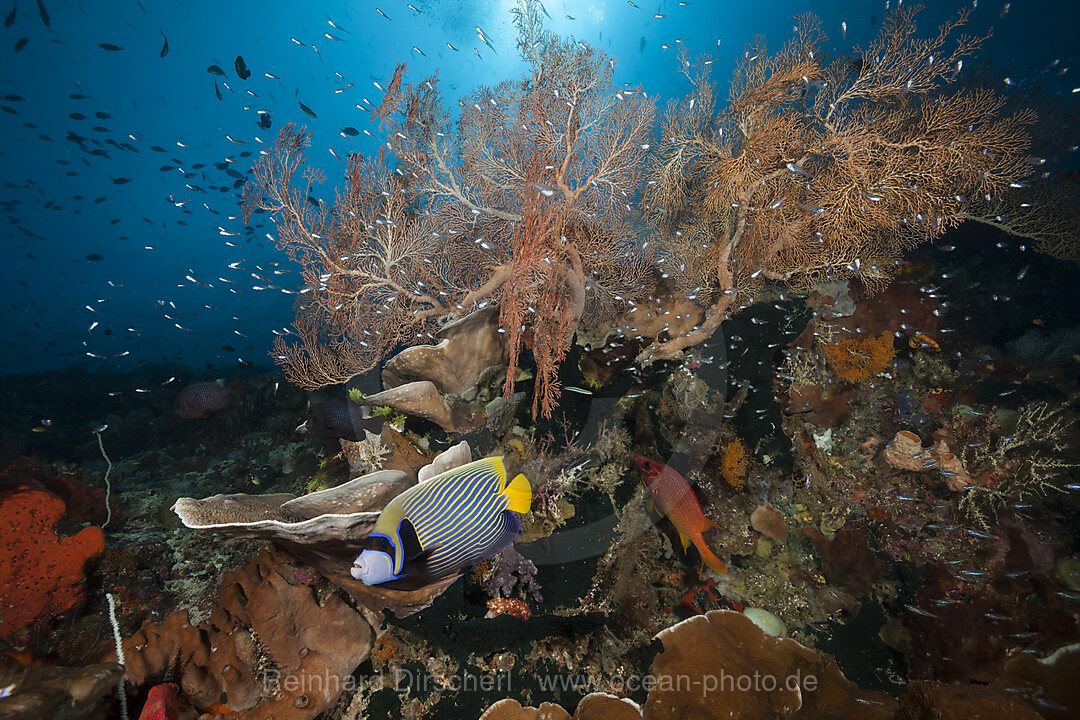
[721,438,749,490]
[372,60,407,128]
[823,331,897,384]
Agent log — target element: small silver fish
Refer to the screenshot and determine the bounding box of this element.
[904,604,937,618]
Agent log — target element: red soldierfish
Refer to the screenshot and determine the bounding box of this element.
[636,454,728,574]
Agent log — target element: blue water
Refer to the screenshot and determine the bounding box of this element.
[2,0,1075,375]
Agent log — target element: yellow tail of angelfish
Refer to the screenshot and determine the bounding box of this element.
[502,473,532,513]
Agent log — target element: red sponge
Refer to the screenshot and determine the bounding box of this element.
[0,486,105,641]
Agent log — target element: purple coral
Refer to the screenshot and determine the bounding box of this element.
[484,544,542,602]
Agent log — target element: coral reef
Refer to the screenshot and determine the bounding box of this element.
[580,490,670,639]
[990,641,1080,720]
[882,429,981,491]
[0,458,114,526]
[382,306,509,397]
[518,419,632,541]
[363,381,461,432]
[645,610,895,718]
[950,400,1079,525]
[340,432,392,476]
[476,610,895,719]
[902,528,1080,685]
[784,381,854,426]
[478,699,572,720]
[893,681,1044,720]
[7,4,1080,720]
[882,399,1080,526]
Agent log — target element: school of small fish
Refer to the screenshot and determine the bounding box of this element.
[0,0,1072,424]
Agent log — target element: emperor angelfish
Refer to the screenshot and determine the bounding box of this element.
[351,456,531,591]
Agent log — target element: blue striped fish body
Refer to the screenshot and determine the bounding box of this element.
[353,456,531,590]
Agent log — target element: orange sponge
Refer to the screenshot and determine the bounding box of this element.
[0,487,105,641]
